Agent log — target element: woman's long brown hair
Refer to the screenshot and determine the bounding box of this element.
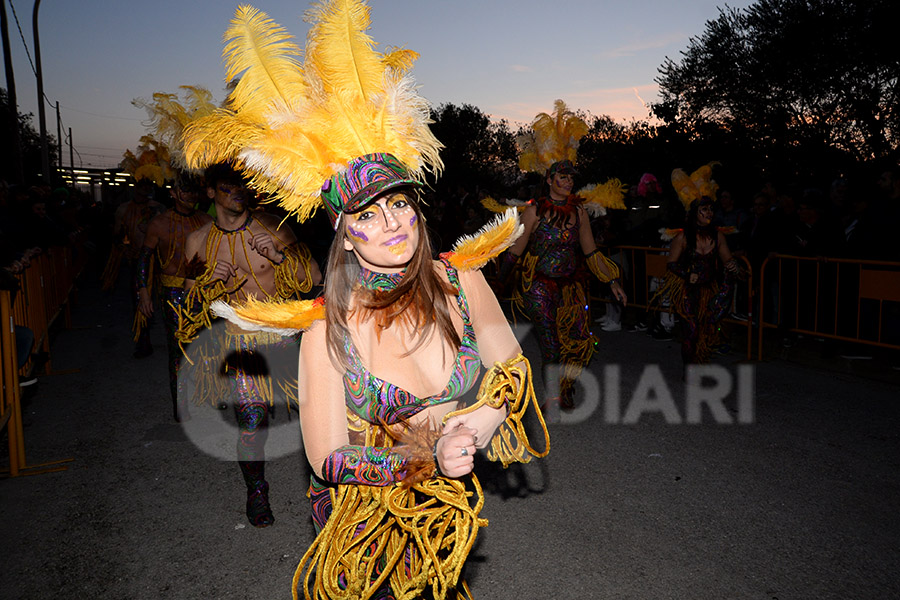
[324,193,461,371]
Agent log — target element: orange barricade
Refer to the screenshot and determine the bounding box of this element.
[757,254,900,360]
[591,245,754,359]
[1,245,83,477]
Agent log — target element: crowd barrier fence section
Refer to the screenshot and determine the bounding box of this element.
[592,245,754,360]
[757,254,900,361]
[1,245,83,477]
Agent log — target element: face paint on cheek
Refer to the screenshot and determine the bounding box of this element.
[387,241,407,256]
[347,226,369,242]
[409,214,418,228]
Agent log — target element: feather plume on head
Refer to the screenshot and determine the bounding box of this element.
[132,86,218,174]
[182,0,443,223]
[671,162,720,211]
[119,135,175,187]
[517,100,588,175]
[517,100,627,210]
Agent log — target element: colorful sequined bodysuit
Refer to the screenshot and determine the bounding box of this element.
[310,260,481,530]
[515,199,594,401]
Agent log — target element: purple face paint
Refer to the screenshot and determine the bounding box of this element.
[409,214,418,228]
[348,226,369,242]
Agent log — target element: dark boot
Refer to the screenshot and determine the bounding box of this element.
[239,461,274,527]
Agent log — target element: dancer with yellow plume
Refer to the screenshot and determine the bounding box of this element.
[652,163,740,367]
[497,100,627,411]
[182,1,549,597]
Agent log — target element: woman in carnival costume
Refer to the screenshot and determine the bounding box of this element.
[185,2,550,598]
[654,164,741,368]
[497,101,627,411]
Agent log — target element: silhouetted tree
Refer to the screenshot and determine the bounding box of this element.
[653,0,898,181]
[428,103,518,194]
[1,88,58,185]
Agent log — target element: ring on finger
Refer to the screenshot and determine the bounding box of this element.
[460,447,469,457]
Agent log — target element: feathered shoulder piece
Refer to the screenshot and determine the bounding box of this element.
[480,196,527,214]
[671,162,720,210]
[659,227,683,242]
[441,208,523,271]
[577,178,628,216]
[210,296,325,335]
[518,100,588,174]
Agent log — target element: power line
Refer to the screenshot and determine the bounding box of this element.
[7,0,36,77]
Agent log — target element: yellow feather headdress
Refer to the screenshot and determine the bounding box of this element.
[517,100,588,175]
[671,162,720,211]
[119,135,175,187]
[182,0,443,222]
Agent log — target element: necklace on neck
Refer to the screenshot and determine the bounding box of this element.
[357,266,406,292]
[214,212,252,234]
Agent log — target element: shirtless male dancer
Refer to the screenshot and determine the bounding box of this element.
[177,163,322,527]
[135,175,212,421]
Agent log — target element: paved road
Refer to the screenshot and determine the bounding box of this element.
[2,271,899,600]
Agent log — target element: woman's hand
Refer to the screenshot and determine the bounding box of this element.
[443,404,507,450]
[435,423,476,478]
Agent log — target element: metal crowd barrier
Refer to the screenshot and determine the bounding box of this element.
[1,245,84,477]
[757,254,900,360]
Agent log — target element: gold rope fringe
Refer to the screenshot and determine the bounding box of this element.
[294,470,486,600]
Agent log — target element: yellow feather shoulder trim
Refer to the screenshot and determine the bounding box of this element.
[442,208,523,272]
[577,178,628,215]
[210,296,325,335]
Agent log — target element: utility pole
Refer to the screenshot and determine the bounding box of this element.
[1,0,25,185]
[33,0,50,184]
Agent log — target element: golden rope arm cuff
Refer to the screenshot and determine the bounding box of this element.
[274,243,315,297]
[447,353,550,468]
[585,249,619,283]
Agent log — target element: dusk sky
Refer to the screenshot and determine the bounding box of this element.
[4,0,756,169]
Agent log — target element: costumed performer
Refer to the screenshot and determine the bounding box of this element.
[654,164,740,368]
[132,87,217,421]
[498,101,628,411]
[108,138,167,357]
[183,2,550,597]
[174,162,322,527]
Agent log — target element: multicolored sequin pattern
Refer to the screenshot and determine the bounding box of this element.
[530,213,580,278]
[342,261,481,425]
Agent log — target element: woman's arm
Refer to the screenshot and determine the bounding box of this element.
[718,230,739,274]
[441,269,520,448]
[299,319,411,485]
[578,205,627,303]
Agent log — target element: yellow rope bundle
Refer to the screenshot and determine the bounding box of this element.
[586,250,619,283]
[293,465,487,600]
[556,283,595,381]
[447,354,550,468]
[274,243,315,297]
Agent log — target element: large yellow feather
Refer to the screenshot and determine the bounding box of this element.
[445,208,524,271]
[223,5,306,119]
